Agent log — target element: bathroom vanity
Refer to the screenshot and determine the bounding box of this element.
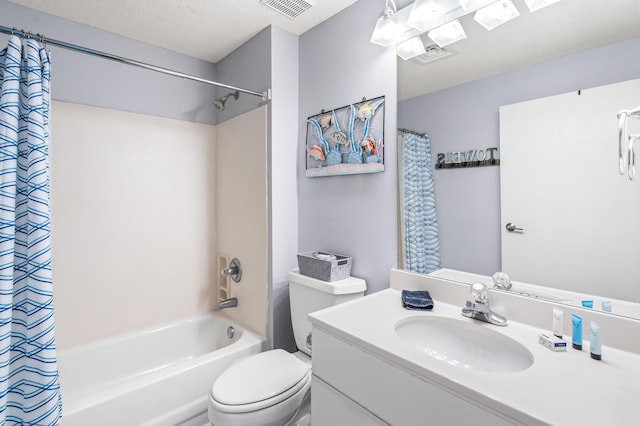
[309,269,640,425]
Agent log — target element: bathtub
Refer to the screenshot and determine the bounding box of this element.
[57,313,264,426]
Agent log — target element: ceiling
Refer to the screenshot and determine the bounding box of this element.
[6,0,640,101]
[5,0,358,62]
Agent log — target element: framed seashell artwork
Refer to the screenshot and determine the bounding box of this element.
[305,95,385,177]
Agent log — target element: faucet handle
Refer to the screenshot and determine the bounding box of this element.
[221,258,242,282]
[470,282,489,304]
[492,271,512,290]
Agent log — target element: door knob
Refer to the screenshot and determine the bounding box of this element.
[505,222,524,232]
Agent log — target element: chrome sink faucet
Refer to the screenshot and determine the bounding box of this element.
[216,297,238,311]
[461,282,508,326]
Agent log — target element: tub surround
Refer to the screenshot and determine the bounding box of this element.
[309,269,640,425]
[51,101,217,349]
[215,106,269,339]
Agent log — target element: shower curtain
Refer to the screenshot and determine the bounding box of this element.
[0,36,62,424]
[399,130,441,274]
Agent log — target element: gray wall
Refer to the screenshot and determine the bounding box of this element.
[0,0,220,124]
[215,27,272,123]
[398,35,640,276]
[298,0,398,295]
[269,26,299,351]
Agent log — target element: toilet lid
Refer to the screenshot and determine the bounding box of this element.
[212,349,311,406]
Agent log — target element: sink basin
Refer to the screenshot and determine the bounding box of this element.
[395,317,533,373]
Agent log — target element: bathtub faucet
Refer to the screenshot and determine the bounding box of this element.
[216,297,238,311]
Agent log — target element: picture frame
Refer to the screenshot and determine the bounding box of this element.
[305,96,385,177]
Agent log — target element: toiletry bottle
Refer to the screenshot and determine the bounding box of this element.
[590,321,602,360]
[571,314,582,350]
[552,307,563,339]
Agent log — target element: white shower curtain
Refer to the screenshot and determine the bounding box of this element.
[0,36,62,425]
[399,130,441,274]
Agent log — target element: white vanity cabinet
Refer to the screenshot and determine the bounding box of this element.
[309,271,640,426]
[310,327,514,426]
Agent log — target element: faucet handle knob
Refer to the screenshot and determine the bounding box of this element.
[470,282,488,304]
[492,271,512,290]
[221,258,242,282]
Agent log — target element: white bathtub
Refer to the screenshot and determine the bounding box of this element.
[57,313,264,426]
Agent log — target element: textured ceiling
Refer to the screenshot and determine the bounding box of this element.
[5,0,640,100]
[5,0,358,63]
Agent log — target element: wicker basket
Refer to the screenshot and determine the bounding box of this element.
[297,251,352,282]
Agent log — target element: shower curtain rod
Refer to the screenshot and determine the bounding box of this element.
[398,128,427,138]
[0,24,270,101]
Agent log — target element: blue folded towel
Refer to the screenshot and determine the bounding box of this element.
[401,290,434,310]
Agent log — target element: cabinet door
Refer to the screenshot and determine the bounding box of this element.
[312,375,388,426]
[313,328,517,425]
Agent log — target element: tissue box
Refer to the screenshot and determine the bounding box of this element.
[297,251,352,281]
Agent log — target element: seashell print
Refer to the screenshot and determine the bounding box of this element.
[356,101,374,120]
[318,113,333,128]
[307,145,326,161]
[360,136,377,155]
[331,131,349,145]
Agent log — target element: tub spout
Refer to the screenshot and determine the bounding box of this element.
[216,297,238,311]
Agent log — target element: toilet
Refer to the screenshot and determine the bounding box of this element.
[208,269,366,426]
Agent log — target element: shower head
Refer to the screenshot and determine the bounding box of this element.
[213,90,240,111]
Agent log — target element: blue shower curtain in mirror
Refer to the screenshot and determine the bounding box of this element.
[0,36,62,425]
[399,130,441,274]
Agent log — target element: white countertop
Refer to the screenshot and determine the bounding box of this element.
[309,288,640,425]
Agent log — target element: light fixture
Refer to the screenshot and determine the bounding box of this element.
[371,0,549,58]
[458,0,493,11]
[370,0,398,46]
[371,0,417,47]
[427,19,466,48]
[523,0,562,12]
[396,36,427,60]
[474,0,519,31]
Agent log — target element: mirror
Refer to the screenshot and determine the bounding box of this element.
[396,3,640,319]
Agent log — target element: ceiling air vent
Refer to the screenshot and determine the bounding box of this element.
[412,45,456,65]
[259,0,316,19]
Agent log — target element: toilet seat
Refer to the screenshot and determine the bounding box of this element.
[211,349,311,414]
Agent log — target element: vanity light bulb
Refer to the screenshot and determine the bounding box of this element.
[371,14,401,46]
[523,0,562,12]
[378,19,399,40]
[397,36,427,60]
[481,2,504,19]
[408,0,446,31]
[427,20,467,48]
[458,0,492,11]
[416,2,444,20]
[474,0,519,31]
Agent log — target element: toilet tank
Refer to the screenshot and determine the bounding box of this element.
[288,269,366,356]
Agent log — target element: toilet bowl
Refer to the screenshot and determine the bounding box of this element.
[208,269,366,426]
[208,350,311,426]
